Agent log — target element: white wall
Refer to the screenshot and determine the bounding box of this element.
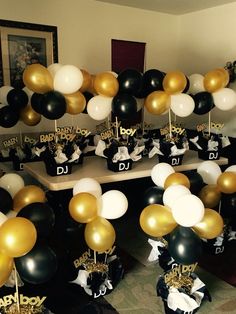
[0,0,179,134]
[177,3,236,136]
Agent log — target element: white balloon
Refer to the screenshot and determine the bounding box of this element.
[171,194,205,227]
[0,212,7,226]
[170,93,195,117]
[163,184,191,209]
[225,165,236,173]
[48,63,63,78]
[54,65,83,94]
[197,160,222,185]
[213,88,236,111]
[22,87,33,101]
[188,74,205,95]
[73,177,102,199]
[151,163,175,188]
[6,210,17,219]
[0,173,25,197]
[87,95,112,120]
[0,86,14,105]
[98,190,128,219]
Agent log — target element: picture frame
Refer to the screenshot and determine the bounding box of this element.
[0,19,58,88]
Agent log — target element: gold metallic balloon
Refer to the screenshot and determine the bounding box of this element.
[0,217,37,257]
[20,105,41,126]
[193,208,224,239]
[79,69,92,93]
[217,172,236,194]
[144,91,171,115]
[140,204,177,237]
[215,68,230,87]
[94,72,119,97]
[163,71,187,94]
[85,217,116,253]
[69,192,98,223]
[13,185,46,212]
[164,173,190,190]
[87,74,97,95]
[203,69,225,93]
[65,91,86,115]
[0,252,13,287]
[199,184,221,208]
[23,64,53,94]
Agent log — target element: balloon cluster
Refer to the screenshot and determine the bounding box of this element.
[139,162,224,264]
[0,85,39,128]
[144,67,236,117]
[0,173,57,286]
[69,178,128,253]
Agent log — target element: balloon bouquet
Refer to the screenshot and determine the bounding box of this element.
[140,162,224,313]
[68,177,128,298]
[0,172,57,313]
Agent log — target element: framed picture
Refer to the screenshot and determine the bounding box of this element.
[0,19,58,88]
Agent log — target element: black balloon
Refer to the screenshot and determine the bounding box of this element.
[168,226,202,265]
[41,91,66,120]
[112,93,137,120]
[0,105,19,128]
[31,92,44,114]
[82,91,94,114]
[193,91,214,115]
[143,186,164,207]
[118,69,142,95]
[15,243,58,284]
[142,69,164,96]
[183,76,190,93]
[17,202,55,237]
[0,187,13,214]
[221,192,236,222]
[183,170,204,195]
[7,88,28,110]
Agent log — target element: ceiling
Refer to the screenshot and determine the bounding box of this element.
[95,0,236,15]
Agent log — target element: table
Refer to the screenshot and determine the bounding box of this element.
[23,151,228,191]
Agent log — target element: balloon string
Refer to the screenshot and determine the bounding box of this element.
[104,253,107,264]
[208,111,211,137]
[168,109,172,139]
[19,128,23,148]
[14,264,21,313]
[218,200,221,215]
[94,250,97,264]
[115,116,119,140]
[141,104,145,136]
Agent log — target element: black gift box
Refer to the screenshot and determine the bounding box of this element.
[106,159,133,172]
[158,154,184,166]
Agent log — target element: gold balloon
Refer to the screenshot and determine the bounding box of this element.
[94,72,119,97]
[164,173,190,190]
[203,69,225,93]
[79,69,92,93]
[215,68,230,87]
[144,91,171,115]
[217,172,236,194]
[0,252,13,287]
[139,204,177,237]
[84,217,116,253]
[163,71,187,94]
[20,105,41,126]
[23,64,53,94]
[13,185,46,212]
[69,192,98,223]
[0,217,37,257]
[199,185,221,208]
[87,74,97,95]
[65,91,86,115]
[193,208,224,239]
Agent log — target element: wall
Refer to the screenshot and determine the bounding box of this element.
[177,3,236,136]
[0,0,180,135]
